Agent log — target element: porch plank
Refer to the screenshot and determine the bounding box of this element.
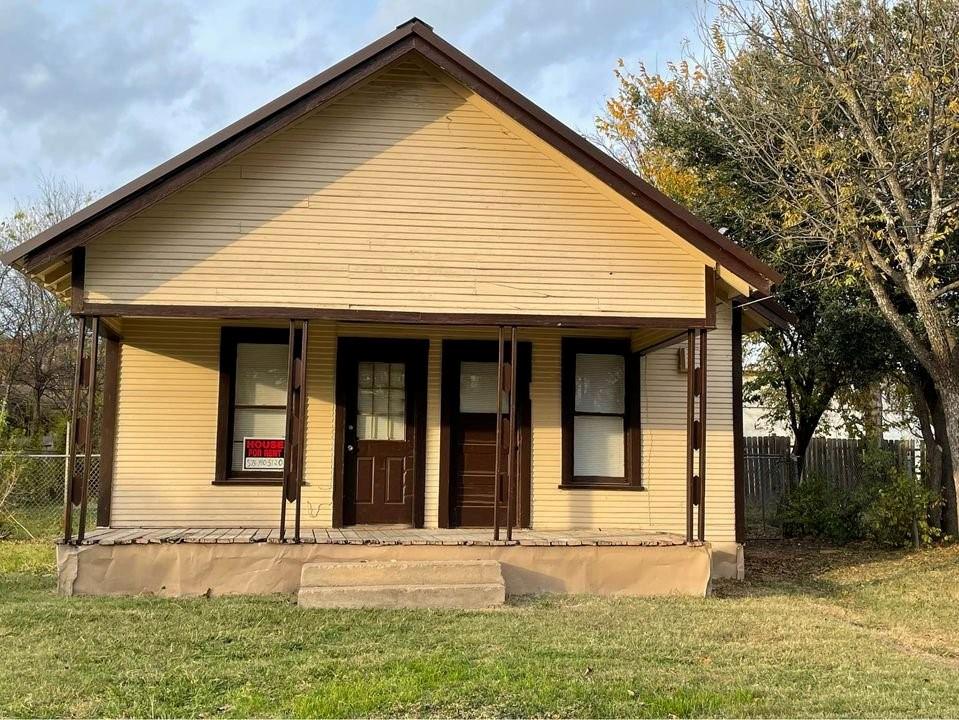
[182,528,217,543]
[79,528,128,545]
[251,528,271,542]
[136,528,175,544]
[216,529,246,544]
[99,528,148,545]
[158,528,190,543]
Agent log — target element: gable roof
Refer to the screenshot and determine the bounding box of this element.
[2,17,782,294]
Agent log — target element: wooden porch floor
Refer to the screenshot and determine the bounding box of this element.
[72,527,692,547]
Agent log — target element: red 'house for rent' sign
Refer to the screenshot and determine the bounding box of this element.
[243,437,285,470]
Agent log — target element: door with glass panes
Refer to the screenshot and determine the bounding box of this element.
[338,339,427,525]
[441,340,532,528]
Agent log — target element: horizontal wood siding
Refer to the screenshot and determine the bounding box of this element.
[110,314,734,541]
[112,318,337,526]
[529,304,735,539]
[84,60,705,318]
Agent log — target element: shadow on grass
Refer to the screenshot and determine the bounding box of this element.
[712,538,914,600]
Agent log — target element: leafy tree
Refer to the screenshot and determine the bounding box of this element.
[682,0,959,525]
[595,51,899,479]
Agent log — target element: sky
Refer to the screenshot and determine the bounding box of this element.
[0,0,702,218]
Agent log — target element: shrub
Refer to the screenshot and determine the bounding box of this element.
[777,473,863,544]
[778,441,939,548]
[857,442,939,548]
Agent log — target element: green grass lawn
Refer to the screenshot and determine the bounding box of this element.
[1,540,958,718]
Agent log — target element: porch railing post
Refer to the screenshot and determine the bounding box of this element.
[697,328,708,541]
[294,320,309,542]
[492,327,504,541]
[76,316,99,543]
[505,326,518,541]
[63,316,87,544]
[280,320,296,541]
[685,329,695,543]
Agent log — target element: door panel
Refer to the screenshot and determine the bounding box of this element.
[337,340,427,526]
[442,341,531,528]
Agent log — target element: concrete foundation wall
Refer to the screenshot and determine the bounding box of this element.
[57,542,712,598]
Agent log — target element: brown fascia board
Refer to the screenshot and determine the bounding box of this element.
[5,18,781,294]
[744,292,796,330]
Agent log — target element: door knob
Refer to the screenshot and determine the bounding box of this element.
[347,444,355,452]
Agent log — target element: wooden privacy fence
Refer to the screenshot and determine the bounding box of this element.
[743,436,921,538]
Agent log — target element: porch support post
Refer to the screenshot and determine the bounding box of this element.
[492,327,504,541]
[280,321,296,541]
[97,332,120,528]
[294,320,309,542]
[697,328,708,541]
[76,316,99,543]
[63,316,86,544]
[505,326,518,541]
[685,329,695,543]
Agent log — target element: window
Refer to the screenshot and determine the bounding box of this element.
[357,361,406,440]
[215,328,294,484]
[459,361,508,414]
[561,338,640,489]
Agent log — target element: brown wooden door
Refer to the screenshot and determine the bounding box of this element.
[338,339,427,526]
[442,340,531,528]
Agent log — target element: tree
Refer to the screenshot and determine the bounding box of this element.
[595,51,899,479]
[0,177,89,441]
[681,0,959,526]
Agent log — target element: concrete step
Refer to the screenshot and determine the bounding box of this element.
[298,582,505,609]
[300,559,503,588]
[297,560,506,609]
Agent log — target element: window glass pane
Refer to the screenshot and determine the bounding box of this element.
[460,361,508,413]
[358,389,373,414]
[575,353,625,414]
[235,343,288,405]
[358,362,374,389]
[573,415,625,477]
[388,414,406,440]
[231,407,286,472]
[357,362,406,440]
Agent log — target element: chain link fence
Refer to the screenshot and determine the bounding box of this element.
[0,454,100,540]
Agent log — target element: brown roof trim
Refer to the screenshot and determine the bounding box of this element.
[744,292,796,330]
[78,302,711,329]
[4,18,781,293]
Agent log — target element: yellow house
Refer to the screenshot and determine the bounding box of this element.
[3,19,789,600]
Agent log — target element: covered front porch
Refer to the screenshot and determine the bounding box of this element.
[62,311,724,543]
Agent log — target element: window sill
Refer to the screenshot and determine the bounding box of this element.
[213,478,309,487]
[558,483,645,491]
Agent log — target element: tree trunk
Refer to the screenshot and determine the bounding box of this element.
[934,386,959,536]
[792,421,818,484]
[909,376,943,529]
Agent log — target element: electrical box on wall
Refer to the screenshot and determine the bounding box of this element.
[677,347,688,373]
